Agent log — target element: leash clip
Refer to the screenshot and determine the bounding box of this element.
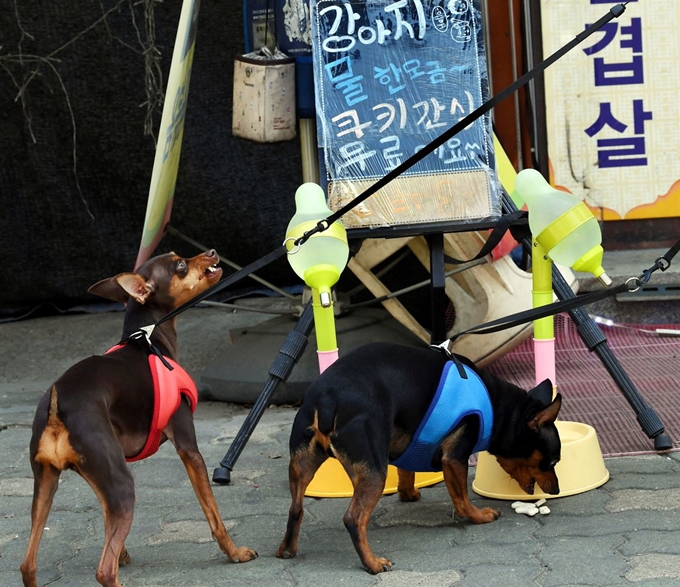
[626,276,642,293]
[127,326,153,344]
[283,236,300,255]
[429,343,468,379]
[127,325,174,371]
[286,219,332,252]
[631,252,674,292]
[655,256,671,272]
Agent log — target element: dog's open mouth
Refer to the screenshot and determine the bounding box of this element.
[200,264,222,281]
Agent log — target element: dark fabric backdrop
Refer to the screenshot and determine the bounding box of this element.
[0,0,304,316]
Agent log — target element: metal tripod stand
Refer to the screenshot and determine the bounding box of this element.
[212,198,671,484]
[501,193,672,451]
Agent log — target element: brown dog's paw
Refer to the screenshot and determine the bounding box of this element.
[365,557,393,574]
[118,549,131,566]
[275,546,297,559]
[398,487,421,502]
[232,546,259,562]
[468,506,500,524]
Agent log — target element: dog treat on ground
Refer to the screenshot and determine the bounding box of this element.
[512,498,552,516]
[515,505,540,516]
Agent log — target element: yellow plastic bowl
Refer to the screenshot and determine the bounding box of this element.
[472,420,610,500]
[305,460,444,498]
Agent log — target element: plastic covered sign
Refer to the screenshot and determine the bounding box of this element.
[311,0,501,231]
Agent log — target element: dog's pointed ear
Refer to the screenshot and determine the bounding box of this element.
[88,273,153,305]
[528,393,562,430]
[527,378,554,406]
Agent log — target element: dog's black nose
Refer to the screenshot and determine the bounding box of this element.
[205,249,217,259]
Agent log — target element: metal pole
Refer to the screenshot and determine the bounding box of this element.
[299,118,319,184]
[212,302,315,484]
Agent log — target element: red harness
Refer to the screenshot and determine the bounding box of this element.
[106,344,198,462]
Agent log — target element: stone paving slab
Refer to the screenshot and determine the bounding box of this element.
[2,308,680,586]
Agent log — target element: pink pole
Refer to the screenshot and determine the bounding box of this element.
[317,349,339,373]
[533,338,556,388]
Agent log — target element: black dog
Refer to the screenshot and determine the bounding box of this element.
[276,342,561,574]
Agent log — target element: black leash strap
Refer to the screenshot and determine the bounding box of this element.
[440,210,527,265]
[449,282,631,342]
[449,234,680,341]
[125,326,175,371]
[126,1,635,360]
[122,245,288,353]
[294,2,632,247]
[156,245,288,327]
[430,344,468,379]
[637,237,680,287]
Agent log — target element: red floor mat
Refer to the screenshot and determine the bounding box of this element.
[485,314,680,456]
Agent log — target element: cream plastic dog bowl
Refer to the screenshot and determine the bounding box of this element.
[472,421,609,500]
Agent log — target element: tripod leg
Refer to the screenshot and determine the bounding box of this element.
[212,302,315,484]
[502,192,672,450]
[551,267,672,450]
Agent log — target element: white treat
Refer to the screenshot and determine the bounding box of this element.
[515,505,539,516]
[539,506,551,515]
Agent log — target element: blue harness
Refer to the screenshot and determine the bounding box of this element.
[390,359,493,472]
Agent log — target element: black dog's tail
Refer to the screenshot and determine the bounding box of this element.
[315,394,338,436]
[292,392,339,457]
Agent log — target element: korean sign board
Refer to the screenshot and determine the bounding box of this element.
[541,0,680,220]
[311,0,502,232]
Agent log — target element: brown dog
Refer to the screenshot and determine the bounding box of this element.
[20,250,257,587]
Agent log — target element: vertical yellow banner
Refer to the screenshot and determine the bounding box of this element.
[135,0,201,269]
